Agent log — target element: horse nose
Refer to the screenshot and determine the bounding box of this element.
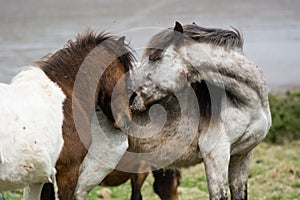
[129,92,147,112]
[129,92,137,107]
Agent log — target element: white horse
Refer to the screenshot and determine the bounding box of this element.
[0,67,65,200]
[129,22,272,200]
[75,22,271,200]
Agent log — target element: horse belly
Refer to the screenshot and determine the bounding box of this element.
[227,107,270,155]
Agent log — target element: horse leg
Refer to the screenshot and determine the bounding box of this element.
[153,169,181,200]
[130,172,149,200]
[75,137,128,200]
[50,170,60,200]
[40,183,55,200]
[39,169,59,200]
[75,152,127,200]
[24,184,43,200]
[228,151,252,200]
[55,164,82,200]
[200,129,230,200]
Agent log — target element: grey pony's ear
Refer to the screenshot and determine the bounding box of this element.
[116,36,125,46]
[174,21,183,33]
[173,21,184,45]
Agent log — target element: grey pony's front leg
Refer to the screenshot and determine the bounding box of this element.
[199,124,230,200]
[74,111,128,200]
[229,151,252,200]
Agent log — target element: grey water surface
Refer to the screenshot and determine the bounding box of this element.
[0,0,299,91]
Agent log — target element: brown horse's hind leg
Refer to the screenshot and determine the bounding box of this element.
[229,152,252,200]
[41,166,80,200]
[152,169,181,200]
[130,172,149,200]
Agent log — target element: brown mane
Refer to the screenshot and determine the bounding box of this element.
[37,30,134,87]
[143,23,243,61]
[37,30,135,122]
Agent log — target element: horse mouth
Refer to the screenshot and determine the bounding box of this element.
[129,92,147,112]
[129,92,165,112]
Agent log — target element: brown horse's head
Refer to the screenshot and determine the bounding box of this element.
[38,31,135,130]
[96,36,134,130]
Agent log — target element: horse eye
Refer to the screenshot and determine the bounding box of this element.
[149,54,160,62]
[149,49,163,62]
[147,73,152,80]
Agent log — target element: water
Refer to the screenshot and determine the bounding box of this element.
[0,0,299,91]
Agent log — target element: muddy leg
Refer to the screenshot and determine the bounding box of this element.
[204,144,230,200]
[229,151,252,200]
[75,138,128,200]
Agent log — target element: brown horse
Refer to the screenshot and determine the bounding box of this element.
[39,30,134,200]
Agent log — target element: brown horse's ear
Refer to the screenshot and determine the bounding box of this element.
[116,36,125,46]
[174,21,183,33]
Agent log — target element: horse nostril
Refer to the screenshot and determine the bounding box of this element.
[129,92,137,106]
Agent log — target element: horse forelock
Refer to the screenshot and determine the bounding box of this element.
[143,23,243,62]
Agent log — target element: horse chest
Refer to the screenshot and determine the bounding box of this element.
[128,96,202,168]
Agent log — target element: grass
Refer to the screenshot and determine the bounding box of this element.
[1,141,300,200]
[2,91,300,199]
[86,141,300,200]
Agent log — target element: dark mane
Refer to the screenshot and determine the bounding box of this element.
[143,23,243,60]
[37,30,135,85]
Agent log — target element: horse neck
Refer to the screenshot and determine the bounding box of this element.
[40,45,119,121]
[98,58,128,122]
[75,46,128,121]
[179,42,269,108]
